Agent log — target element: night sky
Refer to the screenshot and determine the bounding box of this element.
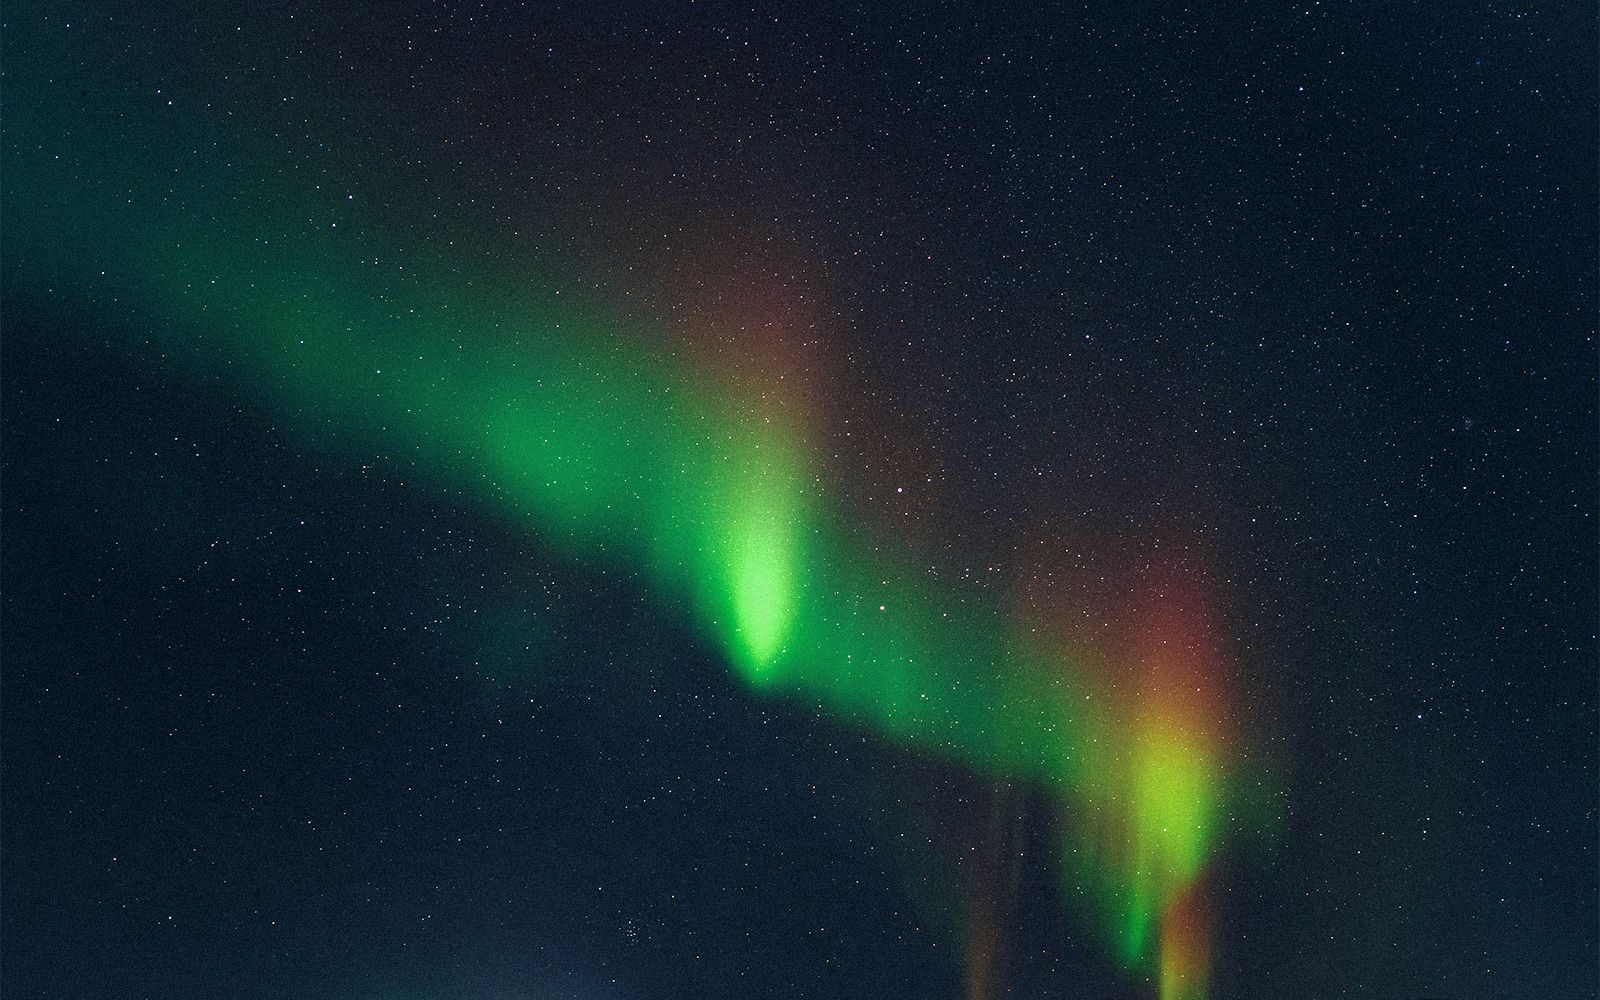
[3,3,1595,999]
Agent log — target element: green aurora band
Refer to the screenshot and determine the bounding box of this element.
[6,55,1273,999]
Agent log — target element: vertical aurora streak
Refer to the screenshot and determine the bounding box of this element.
[1160,882,1213,1000]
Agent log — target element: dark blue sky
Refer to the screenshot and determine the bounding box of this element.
[3,2,1595,997]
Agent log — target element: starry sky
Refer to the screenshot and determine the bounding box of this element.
[2,3,1595,999]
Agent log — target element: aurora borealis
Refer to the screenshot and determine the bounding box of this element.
[4,3,1595,999]
[8,62,1261,992]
